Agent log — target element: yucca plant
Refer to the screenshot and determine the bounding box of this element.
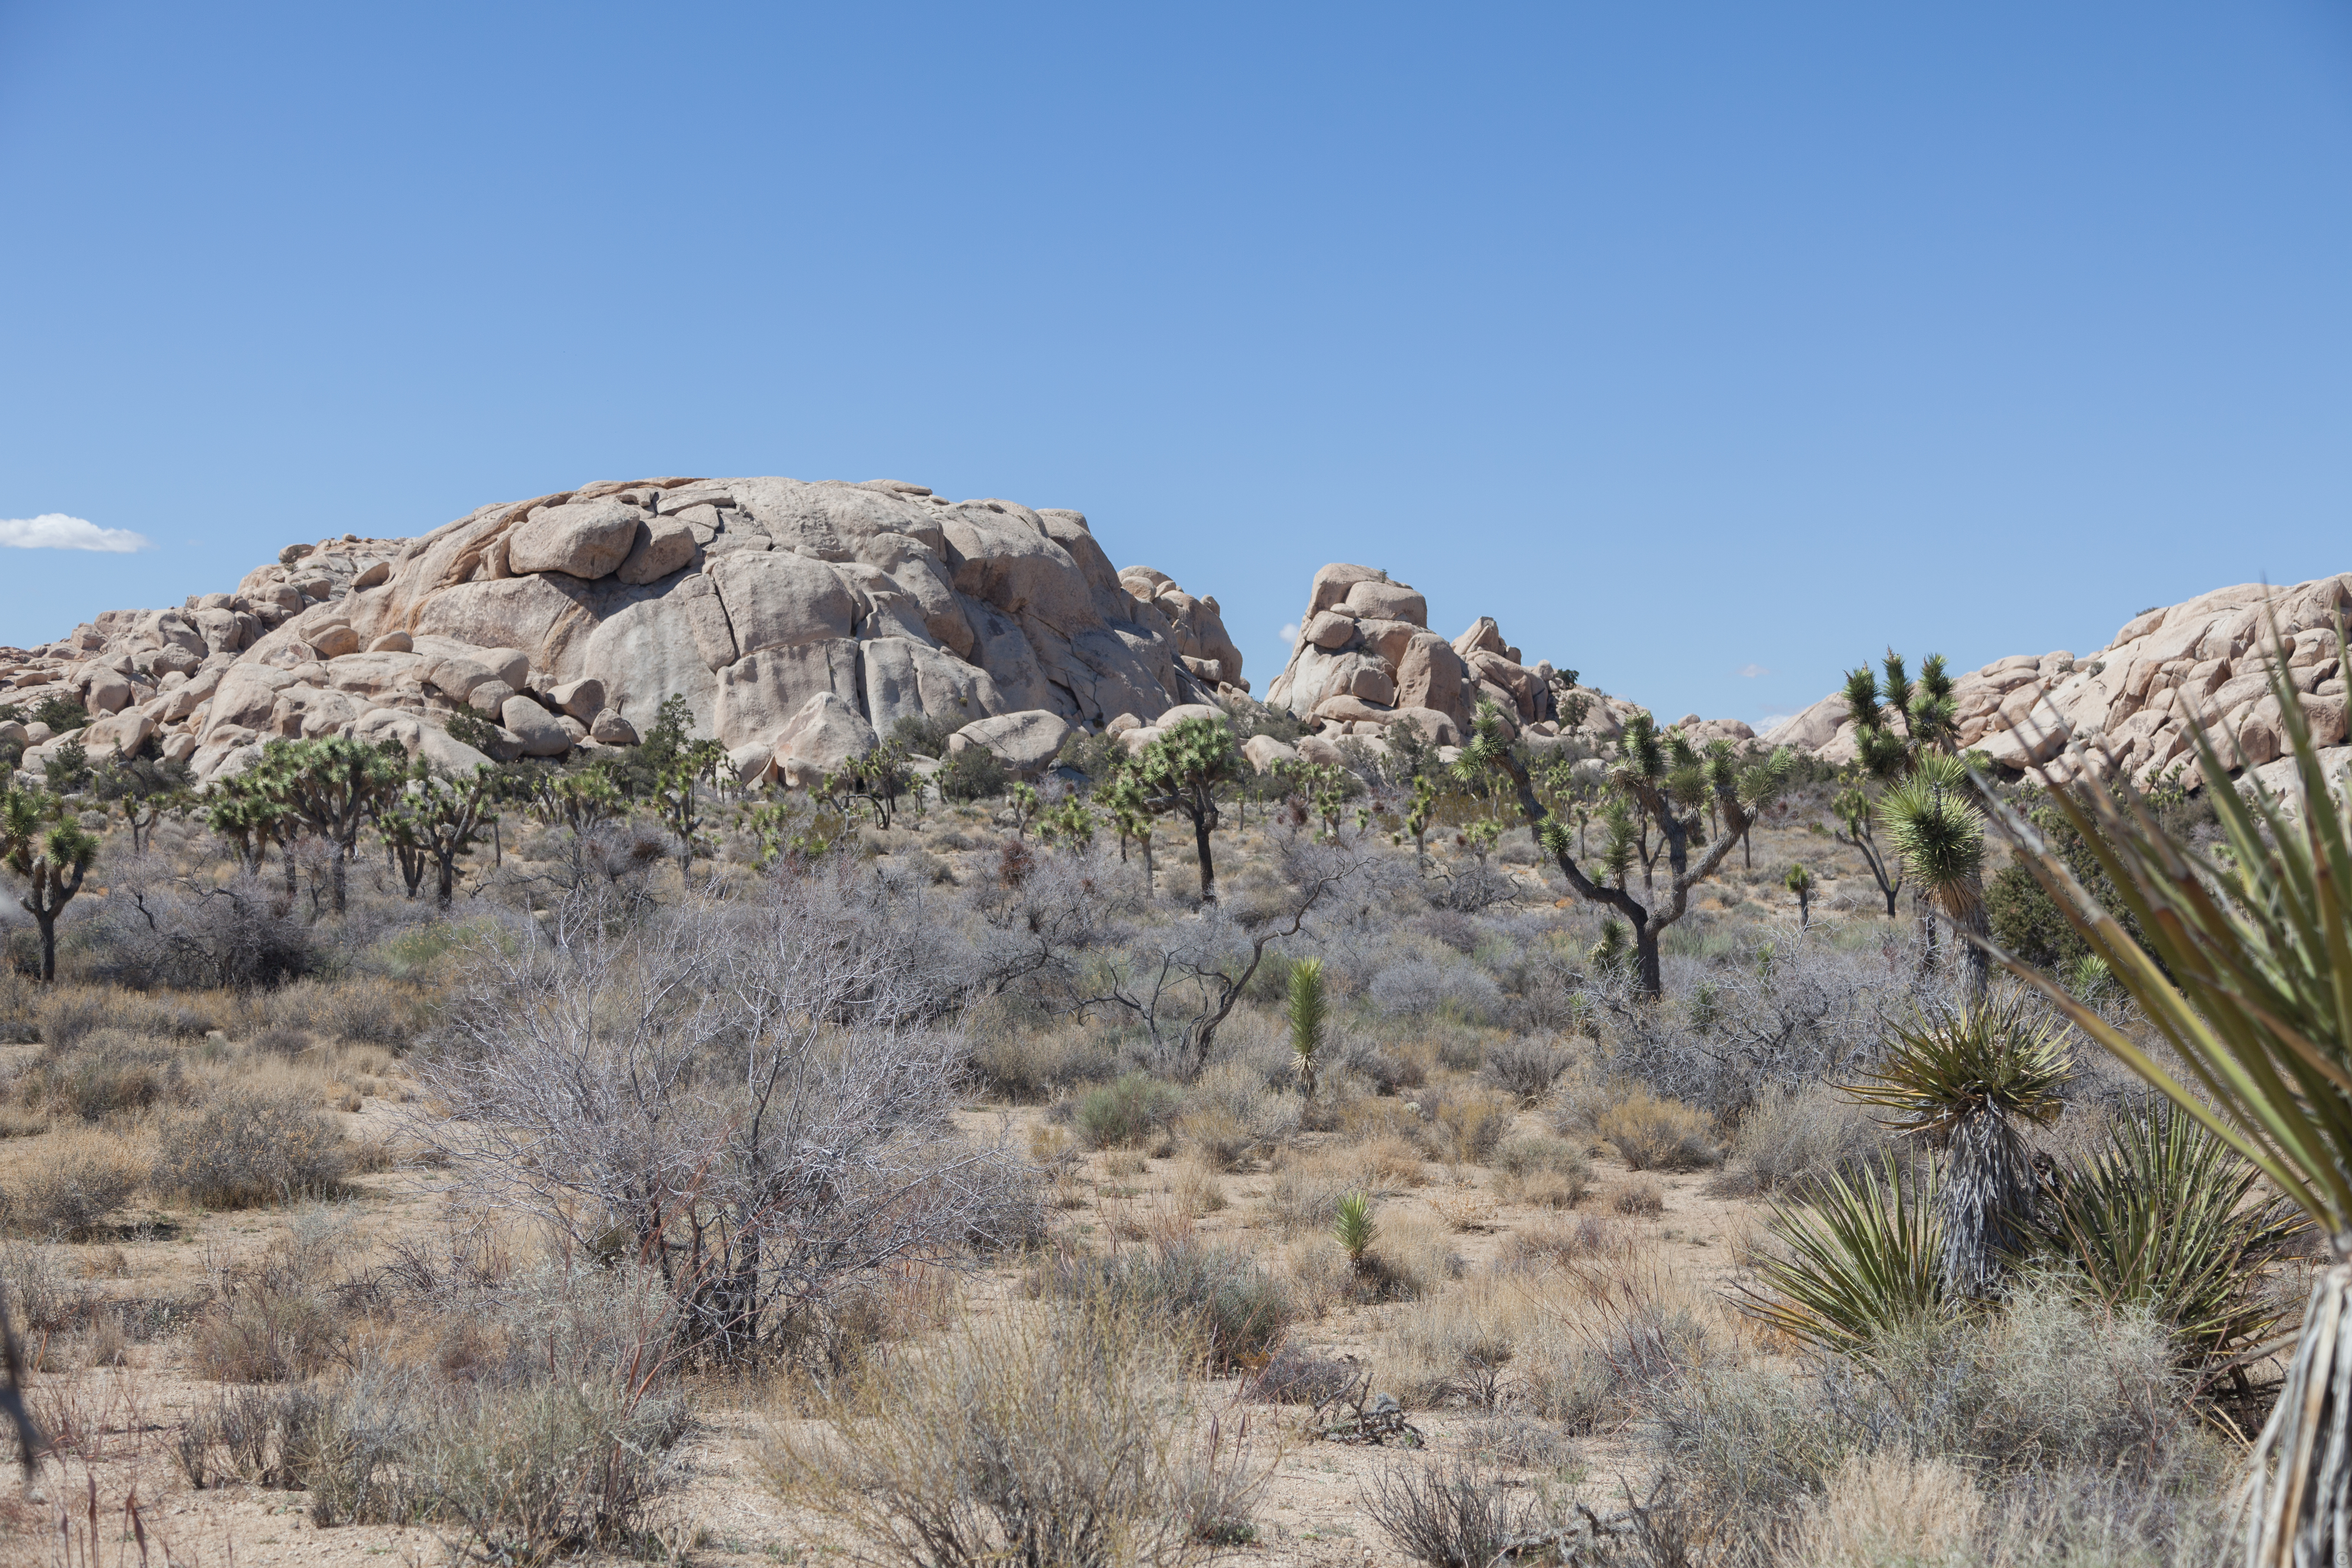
[1287,958,1328,1106]
[1845,985,2069,1298]
[1982,626,2352,1564]
[1784,863,1814,930]
[2037,1102,2308,1377]
[1333,1193,1376,1274]
[1742,1151,1947,1357]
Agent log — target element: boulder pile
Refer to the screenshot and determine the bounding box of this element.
[0,476,1247,789]
[1763,575,2352,793]
[1261,562,1749,763]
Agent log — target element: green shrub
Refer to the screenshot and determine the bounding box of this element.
[1075,1073,1185,1150]
[936,744,1007,802]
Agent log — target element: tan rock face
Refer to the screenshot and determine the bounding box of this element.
[1763,573,2352,788]
[7,475,1246,788]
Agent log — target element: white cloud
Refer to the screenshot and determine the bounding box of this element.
[1737,663,1771,678]
[1277,622,1300,646]
[0,513,152,552]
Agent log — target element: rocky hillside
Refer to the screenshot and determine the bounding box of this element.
[0,476,1246,787]
[1763,574,2352,792]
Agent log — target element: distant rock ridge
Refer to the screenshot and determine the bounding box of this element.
[0,476,1247,789]
[1762,574,2352,794]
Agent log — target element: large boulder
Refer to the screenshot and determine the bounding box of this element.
[507,498,643,580]
[773,691,879,788]
[949,710,1075,778]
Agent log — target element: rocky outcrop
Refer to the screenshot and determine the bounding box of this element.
[1,477,1244,789]
[1762,575,2352,790]
[1264,562,1646,752]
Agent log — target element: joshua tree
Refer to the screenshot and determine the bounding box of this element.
[1462,701,1772,998]
[1731,745,1796,867]
[654,738,728,876]
[1849,987,2068,1299]
[1,787,97,983]
[205,785,290,882]
[1288,957,1328,1106]
[1833,784,1905,918]
[1038,795,1097,851]
[1832,650,1960,918]
[1133,716,1243,903]
[379,764,500,907]
[1397,771,1440,871]
[1784,863,1814,929]
[249,736,407,913]
[1006,781,1041,840]
[1096,765,1157,894]
[1880,751,1990,993]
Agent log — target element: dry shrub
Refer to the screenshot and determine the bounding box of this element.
[1431,1087,1514,1166]
[1277,1239,1352,1320]
[302,1362,690,1554]
[1789,1451,1983,1568]
[1543,1063,1616,1135]
[1493,1135,1591,1209]
[1037,1234,1293,1372]
[1364,1135,1431,1187]
[1379,1271,1557,1410]
[2,1127,147,1236]
[35,985,217,1050]
[1173,1160,1228,1219]
[1260,1156,1360,1236]
[1597,1088,1719,1171]
[970,1020,1119,1101]
[1496,1214,1633,1273]
[1518,1259,1720,1433]
[1708,1083,1882,1199]
[1366,1207,1458,1302]
[768,1304,1271,1568]
[1178,1063,1299,1170]
[156,1087,352,1208]
[20,1028,194,1122]
[1243,1341,1362,1405]
[1482,1037,1573,1104]
[1614,1177,1666,1217]
[1365,1458,1542,1568]
[1076,1073,1186,1150]
[265,975,420,1050]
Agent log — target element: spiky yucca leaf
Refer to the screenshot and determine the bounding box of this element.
[1333,1192,1375,1266]
[1742,1153,1947,1357]
[1846,988,2071,1140]
[1979,625,2352,1565]
[2040,1104,2309,1370]
[1877,771,1986,919]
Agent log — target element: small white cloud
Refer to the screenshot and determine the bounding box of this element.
[0,513,152,552]
[1277,622,1300,646]
[1737,663,1771,679]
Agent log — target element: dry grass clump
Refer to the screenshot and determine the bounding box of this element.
[1259,1155,1363,1236]
[1709,1083,1883,1199]
[1034,1233,1294,1372]
[1364,1134,1432,1187]
[1496,1214,1632,1273]
[1493,1134,1590,1208]
[1481,1037,1573,1105]
[1787,1451,1983,1568]
[2,1126,148,1236]
[1172,1158,1228,1219]
[155,1086,353,1208]
[1429,1086,1515,1166]
[1614,1177,1666,1217]
[1597,1087,1720,1171]
[263,975,425,1050]
[1073,1073,1186,1151]
[1176,1063,1299,1171]
[768,1304,1271,1568]
[16,1027,196,1122]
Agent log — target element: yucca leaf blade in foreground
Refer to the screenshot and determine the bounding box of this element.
[1741,1152,1947,1358]
[1977,627,2352,1565]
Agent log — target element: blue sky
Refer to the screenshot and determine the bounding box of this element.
[3,3,2348,727]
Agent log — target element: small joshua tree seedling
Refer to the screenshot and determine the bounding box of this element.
[1288,957,1328,1106]
[1333,1191,1376,1274]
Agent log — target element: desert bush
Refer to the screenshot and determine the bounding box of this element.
[1495,1214,1631,1273]
[1369,957,1504,1024]
[1707,1082,1883,1199]
[21,1027,193,1121]
[1077,1072,1186,1150]
[1597,1088,1719,1171]
[0,1239,88,1332]
[1519,1264,1719,1434]
[155,1087,352,1208]
[1493,1134,1591,1208]
[769,1304,1269,1568]
[1613,1178,1665,1216]
[1259,1157,1360,1236]
[1243,1341,1362,1404]
[2,1127,147,1236]
[936,744,1008,802]
[1364,1459,1543,1568]
[302,1362,691,1554]
[1785,1451,1983,1568]
[1176,1061,1299,1168]
[267,975,418,1049]
[1430,1086,1514,1166]
[969,1020,1119,1101]
[420,874,1016,1367]
[1042,1235,1293,1372]
[176,1383,329,1490]
[1482,1037,1572,1104]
